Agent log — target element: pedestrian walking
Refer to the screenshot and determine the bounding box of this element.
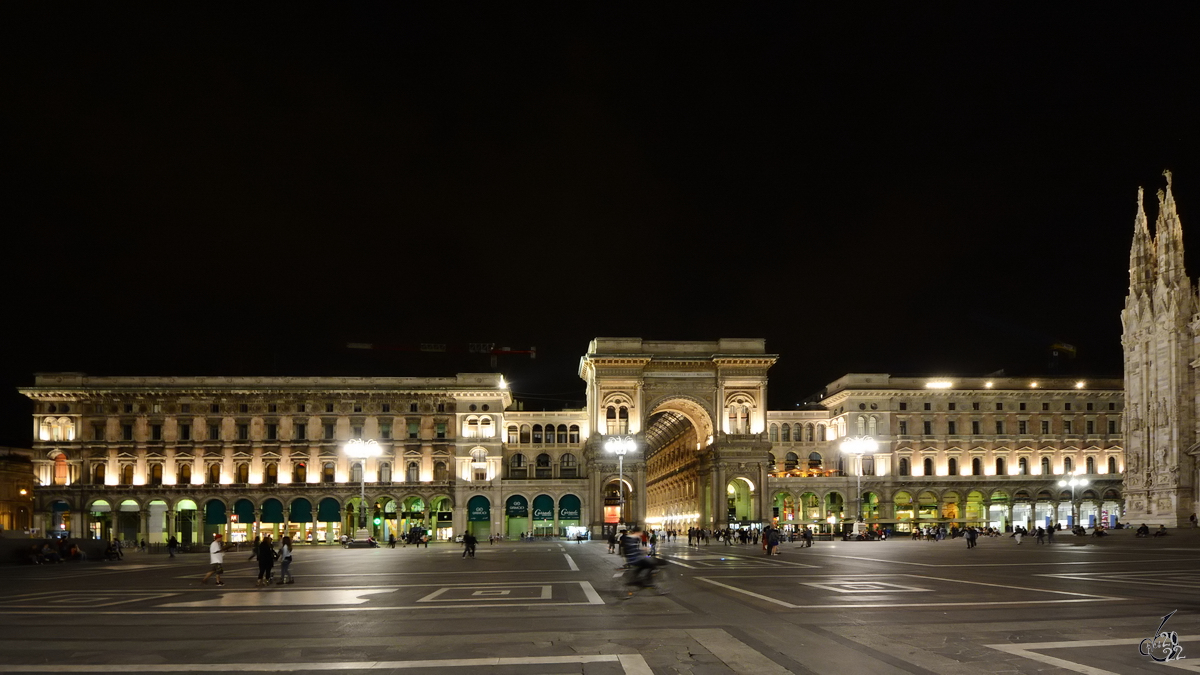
[462,532,477,558]
[388,533,396,549]
[1047,525,1056,543]
[278,536,294,584]
[167,535,178,558]
[248,535,260,560]
[256,534,277,586]
[965,527,978,549]
[1035,527,1045,544]
[200,533,226,586]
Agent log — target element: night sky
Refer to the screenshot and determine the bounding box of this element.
[3,6,1199,448]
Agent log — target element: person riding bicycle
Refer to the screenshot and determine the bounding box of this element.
[620,527,656,587]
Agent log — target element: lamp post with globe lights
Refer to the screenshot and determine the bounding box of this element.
[840,436,879,526]
[344,438,382,540]
[604,436,636,525]
[1058,474,1088,529]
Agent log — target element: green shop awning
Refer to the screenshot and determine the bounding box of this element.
[205,500,227,525]
[317,498,341,522]
[261,498,285,524]
[506,495,528,518]
[289,498,313,523]
[468,495,491,522]
[558,494,581,521]
[233,499,255,523]
[532,494,554,521]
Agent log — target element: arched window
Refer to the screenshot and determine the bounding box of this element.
[294,462,307,483]
[178,463,191,485]
[482,417,494,438]
[606,406,617,434]
[806,424,815,442]
[781,424,791,442]
[1064,457,1074,473]
[785,452,799,470]
[470,448,488,481]
[466,417,479,437]
[807,452,822,469]
[322,462,336,483]
[899,458,910,476]
[995,457,1006,476]
[545,425,557,444]
[93,463,106,484]
[948,457,959,476]
[1041,457,1051,475]
[972,458,982,476]
[770,424,779,442]
[121,464,135,485]
[923,458,934,476]
[149,463,163,486]
[857,416,866,435]
[406,462,419,482]
[768,452,777,470]
[434,461,448,481]
[53,454,69,485]
[520,425,531,444]
[568,425,580,444]
[535,453,552,478]
[532,425,543,444]
[1086,457,1096,474]
[618,407,629,434]
[207,463,221,484]
[816,424,826,441]
[236,463,250,483]
[378,462,391,483]
[507,425,519,443]
[1107,456,1118,474]
[868,416,878,436]
[560,453,578,478]
[264,462,278,485]
[1018,457,1029,475]
[863,455,875,476]
[510,453,527,478]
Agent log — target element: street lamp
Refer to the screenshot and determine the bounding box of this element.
[840,436,879,523]
[1058,473,1088,528]
[604,436,636,525]
[344,438,382,540]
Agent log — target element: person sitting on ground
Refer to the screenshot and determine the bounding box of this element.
[1154,525,1168,537]
[1136,523,1151,537]
[40,543,63,564]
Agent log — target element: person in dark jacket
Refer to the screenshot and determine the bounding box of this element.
[255,534,277,586]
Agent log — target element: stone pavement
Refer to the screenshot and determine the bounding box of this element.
[1,529,1199,673]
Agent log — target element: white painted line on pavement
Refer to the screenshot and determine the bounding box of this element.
[685,628,793,675]
[985,637,1200,675]
[0,653,654,673]
[564,553,579,571]
[804,553,1200,568]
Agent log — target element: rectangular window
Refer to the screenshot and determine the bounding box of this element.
[1042,403,1050,411]
[326,403,335,413]
[410,403,418,413]
[211,403,221,414]
[323,424,335,440]
[898,421,908,435]
[208,423,220,440]
[1109,402,1116,411]
[352,425,363,438]
[297,403,307,413]
[380,424,392,439]
[353,403,363,413]
[152,404,161,413]
[947,421,957,435]
[295,423,307,440]
[237,424,249,440]
[1064,402,1072,411]
[924,402,931,411]
[95,404,105,414]
[122,424,134,441]
[972,402,980,411]
[996,403,1004,411]
[382,403,391,413]
[1019,402,1027,411]
[1041,420,1050,434]
[437,403,445,413]
[180,403,191,413]
[995,421,1004,434]
[239,404,249,413]
[268,404,277,413]
[266,424,278,440]
[1086,420,1095,435]
[408,422,419,439]
[1018,420,1027,434]
[899,402,907,411]
[151,424,162,441]
[1086,402,1094,411]
[436,423,447,439]
[922,420,932,435]
[972,420,981,435]
[1108,420,1117,434]
[1064,420,1073,434]
[124,403,134,413]
[93,423,105,441]
[180,423,191,441]
[948,402,956,411]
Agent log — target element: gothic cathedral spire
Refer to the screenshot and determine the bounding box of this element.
[1129,185,1154,299]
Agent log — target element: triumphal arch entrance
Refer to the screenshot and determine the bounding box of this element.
[579,338,777,536]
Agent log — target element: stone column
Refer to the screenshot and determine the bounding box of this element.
[138,508,149,544]
[166,510,177,539]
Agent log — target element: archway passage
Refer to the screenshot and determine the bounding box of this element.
[467,495,491,539]
[726,478,754,524]
[643,398,712,532]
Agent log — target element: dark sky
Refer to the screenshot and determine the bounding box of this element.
[3,6,1198,448]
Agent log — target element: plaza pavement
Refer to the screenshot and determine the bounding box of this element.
[1,529,1199,674]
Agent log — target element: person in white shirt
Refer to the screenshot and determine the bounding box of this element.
[200,533,226,586]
